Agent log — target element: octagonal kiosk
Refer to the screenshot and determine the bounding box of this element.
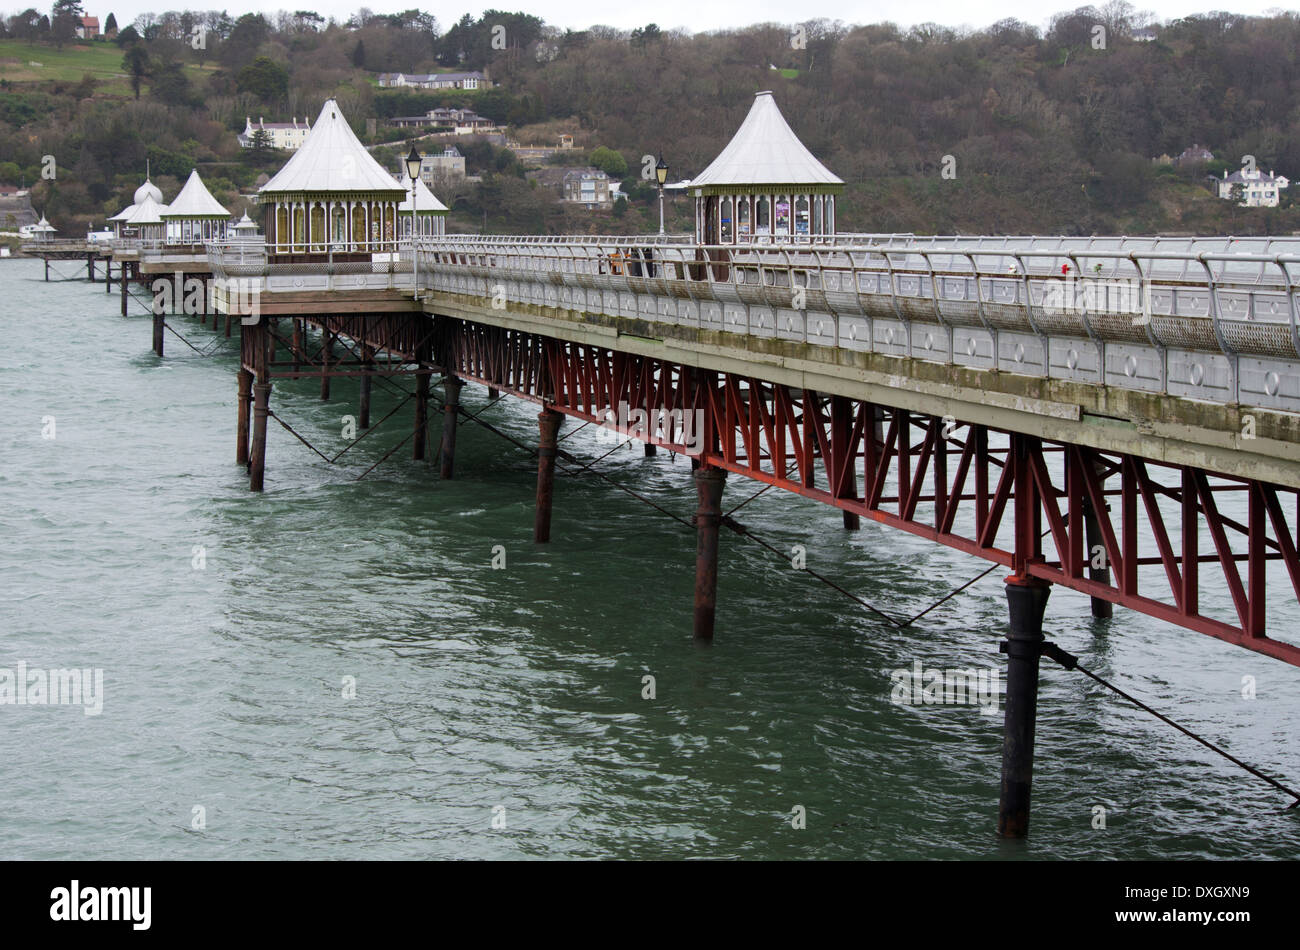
[258,99,408,263]
[397,175,448,238]
[161,169,231,245]
[110,176,165,239]
[691,91,843,250]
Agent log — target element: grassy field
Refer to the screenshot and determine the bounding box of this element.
[0,39,214,96]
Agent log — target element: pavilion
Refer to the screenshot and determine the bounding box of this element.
[119,193,168,241]
[110,176,167,239]
[689,91,843,244]
[257,99,408,261]
[161,169,231,245]
[397,175,448,238]
[29,215,56,241]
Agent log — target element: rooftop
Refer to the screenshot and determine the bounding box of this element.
[260,99,407,196]
[691,91,843,191]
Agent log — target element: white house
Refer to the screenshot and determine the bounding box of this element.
[1216,168,1290,207]
[377,71,488,90]
[238,117,312,151]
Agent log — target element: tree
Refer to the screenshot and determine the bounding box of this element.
[9,8,43,43]
[104,12,116,34]
[121,44,150,99]
[351,39,366,68]
[50,0,83,50]
[221,13,270,69]
[630,24,661,48]
[612,195,628,216]
[236,56,289,102]
[590,146,628,177]
[149,56,192,106]
[248,128,275,165]
[113,24,138,46]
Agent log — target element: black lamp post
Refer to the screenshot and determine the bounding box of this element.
[655,155,668,236]
[405,146,421,296]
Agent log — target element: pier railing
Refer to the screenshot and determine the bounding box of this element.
[208,240,415,292]
[412,233,1300,412]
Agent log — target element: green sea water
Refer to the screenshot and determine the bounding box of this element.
[2,257,1298,859]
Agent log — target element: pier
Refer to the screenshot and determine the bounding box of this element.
[85,93,1300,837]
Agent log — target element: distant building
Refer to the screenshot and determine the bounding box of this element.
[238,117,312,151]
[377,71,489,90]
[1175,144,1214,166]
[390,108,498,134]
[1132,26,1159,42]
[562,168,612,209]
[75,16,99,39]
[419,146,466,185]
[1215,167,1290,207]
[1211,170,1284,209]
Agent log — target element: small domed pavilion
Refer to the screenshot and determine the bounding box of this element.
[29,214,56,241]
[690,91,843,244]
[161,169,231,244]
[119,193,168,241]
[110,176,167,239]
[257,98,409,261]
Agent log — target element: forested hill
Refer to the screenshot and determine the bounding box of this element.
[4,5,1300,236]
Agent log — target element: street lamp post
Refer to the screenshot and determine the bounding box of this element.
[655,155,668,236]
[405,145,422,299]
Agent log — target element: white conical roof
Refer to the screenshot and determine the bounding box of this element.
[109,203,137,221]
[123,193,169,225]
[691,91,842,189]
[134,178,164,204]
[233,212,258,231]
[260,100,408,196]
[398,175,449,213]
[162,169,230,218]
[33,215,56,232]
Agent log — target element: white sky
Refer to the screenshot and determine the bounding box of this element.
[69,1,1296,34]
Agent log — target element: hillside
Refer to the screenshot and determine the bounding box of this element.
[3,6,1300,237]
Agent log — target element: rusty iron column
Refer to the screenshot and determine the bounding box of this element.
[645,442,657,457]
[1083,457,1113,619]
[437,375,461,473]
[119,262,128,315]
[249,381,271,491]
[292,319,303,373]
[320,328,332,401]
[237,368,252,465]
[488,386,499,399]
[358,344,373,430]
[105,260,111,293]
[534,408,563,542]
[998,576,1052,838]
[86,253,94,282]
[152,308,164,357]
[246,318,272,491]
[44,257,49,281]
[692,465,727,639]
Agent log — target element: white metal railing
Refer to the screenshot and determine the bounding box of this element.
[207,239,415,292]
[409,233,1300,410]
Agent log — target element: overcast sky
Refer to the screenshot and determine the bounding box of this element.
[63,1,1296,34]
